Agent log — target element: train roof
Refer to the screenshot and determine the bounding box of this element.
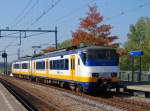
[12,56,33,62]
[13,46,115,62]
[33,46,115,60]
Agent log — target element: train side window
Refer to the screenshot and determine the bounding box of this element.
[22,63,28,69]
[53,60,57,69]
[49,61,53,69]
[65,59,69,70]
[59,60,62,70]
[52,60,54,69]
[42,61,45,69]
[55,60,58,69]
[56,60,59,69]
[49,59,69,70]
[36,61,45,70]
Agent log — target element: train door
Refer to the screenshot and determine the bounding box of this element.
[70,55,75,80]
[46,59,49,77]
[32,61,36,76]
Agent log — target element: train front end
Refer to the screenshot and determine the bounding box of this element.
[79,47,120,92]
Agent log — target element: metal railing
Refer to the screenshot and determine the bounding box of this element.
[119,71,149,82]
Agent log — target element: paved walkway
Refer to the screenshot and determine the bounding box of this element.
[0,83,27,111]
[127,84,150,92]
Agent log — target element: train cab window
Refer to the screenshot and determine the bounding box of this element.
[78,59,80,65]
[14,64,20,69]
[36,61,45,70]
[22,63,28,69]
[80,53,86,64]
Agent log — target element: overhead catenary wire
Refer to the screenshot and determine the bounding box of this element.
[38,42,55,47]
[2,31,50,51]
[0,32,19,38]
[26,32,49,38]
[29,0,61,27]
[7,53,18,56]
[1,32,49,39]
[2,0,94,42]
[2,0,150,61]
[4,41,19,50]
[41,0,97,28]
[1,0,38,49]
[2,0,34,50]
[3,33,20,50]
[41,0,150,28]
[54,0,96,23]
[1,32,19,50]
[10,0,33,28]
[12,0,39,27]
[0,27,57,51]
[104,1,150,22]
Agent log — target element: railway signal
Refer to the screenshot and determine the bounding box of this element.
[1,51,8,75]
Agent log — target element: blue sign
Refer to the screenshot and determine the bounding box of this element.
[129,51,143,56]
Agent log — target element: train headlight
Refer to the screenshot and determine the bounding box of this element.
[92,73,99,77]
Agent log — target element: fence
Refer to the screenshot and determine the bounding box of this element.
[119,71,149,82]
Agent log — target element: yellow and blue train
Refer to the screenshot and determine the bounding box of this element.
[12,46,120,93]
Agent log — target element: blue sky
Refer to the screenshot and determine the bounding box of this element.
[0,0,150,62]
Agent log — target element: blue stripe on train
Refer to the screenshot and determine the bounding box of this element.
[85,60,118,66]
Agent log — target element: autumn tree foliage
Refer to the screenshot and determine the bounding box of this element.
[42,47,56,53]
[72,5,118,48]
[116,48,127,56]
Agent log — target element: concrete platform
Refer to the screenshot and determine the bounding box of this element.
[127,84,150,92]
[0,83,27,111]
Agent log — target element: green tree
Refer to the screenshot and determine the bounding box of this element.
[58,39,72,49]
[121,17,150,70]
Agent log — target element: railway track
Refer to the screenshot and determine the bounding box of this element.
[1,75,150,111]
[0,79,37,111]
[0,76,63,111]
[30,79,150,111]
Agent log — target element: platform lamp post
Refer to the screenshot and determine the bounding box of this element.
[138,30,145,82]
